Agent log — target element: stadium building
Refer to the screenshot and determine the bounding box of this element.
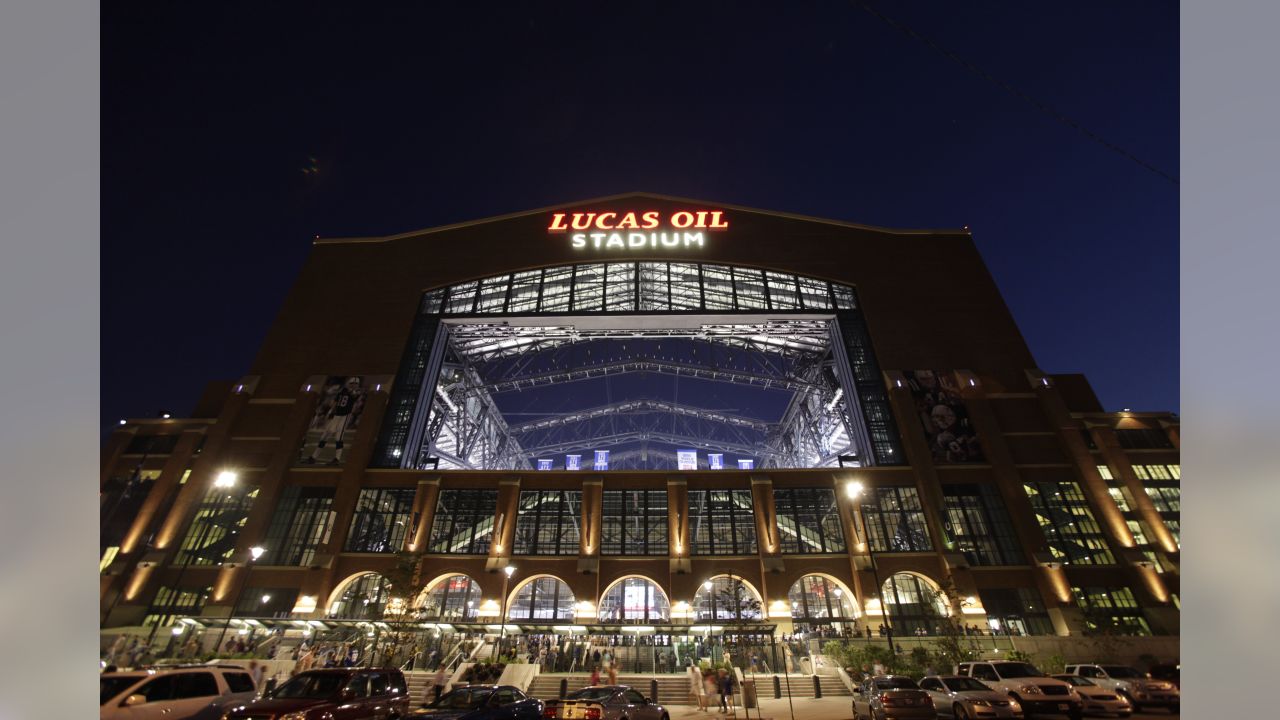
[100,193,1180,670]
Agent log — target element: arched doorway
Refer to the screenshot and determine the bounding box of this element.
[788,574,856,628]
[599,576,670,622]
[415,574,482,621]
[508,576,576,621]
[693,575,763,621]
[327,572,393,620]
[881,572,949,636]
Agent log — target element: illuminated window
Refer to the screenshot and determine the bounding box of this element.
[1131,464,1150,480]
[732,267,768,309]
[601,489,667,555]
[506,270,542,313]
[689,489,757,555]
[773,488,846,554]
[788,575,855,623]
[509,576,576,620]
[571,264,606,311]
[476,275,510,313]
[263,486,335,566]
[694,576,763,621]
[345,488,415,553]
[765,271,801,310]
[862,487,933,552]
[1167,464,1181,480]
[1165,519,1180,547]
[1145,464,1172,480]
[1071,586,1151,635]
[1107,487,1132,512]
[416,575,482,621]
[881,573,949,636]
[978,588,1055,636]
[942,485,1023,565]
[1096,465,1114,480]
[100,546,119,573]
[798,277,833,310]
[1023,482,1114,565]
[539,266,573,312]
[176,484,259,566]
[1145,486,1180,513]
[329,573,392,620]
[603,263,636,311]
[1126,520,1149,545]
[513,490,581,555]
[144,585,211,628]
[599,577,670,622]
[446,281,478,314]
[429,489,497,554]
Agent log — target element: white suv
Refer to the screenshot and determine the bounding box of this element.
[1063,664,1179,713]
[956,661,1082,719]
[100,664,259,720]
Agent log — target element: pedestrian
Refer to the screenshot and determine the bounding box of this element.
[607,661,618,685]
[249,660,265,689]
[590,665,601,686]
[592,649,601,667]
[717,668,735,714]
[432,664,448,703]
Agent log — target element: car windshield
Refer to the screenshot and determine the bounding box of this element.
[432,689,491,708]
[874,678,920,690]
[567,688,617,702]
[270,673,347,699]
[992,663,1043,678]
[1059,676,1095,687]
[943,677,990,692]
[1101,666,1143,679]
[100,676,141,705]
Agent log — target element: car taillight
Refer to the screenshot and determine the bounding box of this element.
[543,707,558,718]
[585,709,601,720]
[879,693,897,706]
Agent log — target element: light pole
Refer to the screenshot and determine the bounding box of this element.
[845,481,896,656]
[494,565,515,660]
[148,470,239,650]
[214,544,266,655]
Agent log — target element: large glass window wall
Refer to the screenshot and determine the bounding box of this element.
[601,489,668,555]
[513,490,581,555]
[416,575,482,621]
[599,577,670,622]
[176,484,259,566]
[1071,586,1152,635]
[688,489,757,555]
[508,577,575,621]
[773,488,846,554]
[262,486,335,566]
[861,487,932,552]
[419,263,857,316]
[428,489,498,554]
[1023,482,1115,565]
[942,484,1023,566]
[345,488,416,553]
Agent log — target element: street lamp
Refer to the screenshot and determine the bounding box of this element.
[216,542,268,655]
[494,566,515,660]
[149,470,240,650]
[845,481,896,655]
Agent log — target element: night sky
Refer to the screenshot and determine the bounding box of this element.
[102,2,1178,437]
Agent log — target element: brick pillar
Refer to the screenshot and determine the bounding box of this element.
[486,477,522,572]
[410,477,442,552]
[579,478,603,574]
[667,477,690,575]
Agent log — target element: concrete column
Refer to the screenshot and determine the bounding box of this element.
[667,477,690,574]
[486,477,522,572]
[409,477,442,552]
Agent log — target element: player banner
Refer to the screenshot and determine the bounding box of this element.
[904,370,985,463]
[298,376,367,466]
[593,450,609,471]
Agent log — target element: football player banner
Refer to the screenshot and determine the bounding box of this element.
[566,454,582,471]
[737,459,754,470]
[593,450,610,471]
[904,370,985,464]
[708,453,724,470]
[297,376,367,466]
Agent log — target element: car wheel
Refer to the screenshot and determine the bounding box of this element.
[953,702,971,720]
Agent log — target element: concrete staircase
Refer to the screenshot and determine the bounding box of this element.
[405,670,438,706]
[527,674,694,705]
[753,674,851,698]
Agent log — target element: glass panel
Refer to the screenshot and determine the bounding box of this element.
[509,577,576,620]
[539,266,573,312]
[507,270,543,313]
[669,263,703,310]
[572,264,606,312]
[638,262,671,310]
[1023,482,1115,565]
[732,267,767,309]
[601,489,668,555]
[765,271,801,309]
[513,490,582,555]
[832,284,856,309]
[701,264,735,310]
[861,487,932,552]
[345,488,416,553]
[798,277,832,309]
[476,275,510,313]
[604,263,636,311]
[689,489,757,555]
[941,484,1023,566]
[416,575,481,621]
[774,488,846,553]
[446,282,478,314]
[694,576,763,621]
[429,489,498,554]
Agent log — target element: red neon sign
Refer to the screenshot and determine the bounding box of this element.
[548,210,729,233]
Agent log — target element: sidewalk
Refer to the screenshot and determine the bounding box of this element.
[670,696,851,720]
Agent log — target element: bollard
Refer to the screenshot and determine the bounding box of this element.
[650,679,658,703]
[773,675,781,699]
[559,678,568,699]
[811,674,822,698]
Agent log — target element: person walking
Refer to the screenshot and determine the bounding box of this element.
[704,672,719,713]
[607,661,618,686]
[432,664,448,704]
[717,668,735,715]
[590,665,602,686]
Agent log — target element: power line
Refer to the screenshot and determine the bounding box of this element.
[853,1,1178,185]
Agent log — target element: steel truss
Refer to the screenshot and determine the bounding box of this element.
[417,319,864,470]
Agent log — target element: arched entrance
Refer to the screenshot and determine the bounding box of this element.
[415,574,482,621]
[881,572,949,636]
[693,575,763,621]
[788,574,856,629]
[599,576,670,622]
[326,572,392,620]
[507,575,576,621]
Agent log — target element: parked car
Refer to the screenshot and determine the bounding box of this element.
[1146,663,1180,689]
[100,664,258,720]
[955,662,1082,720]
[1049,676,1132,717]
[412,684,543,720]
[541,686,668,720]
[221,667,410,720]
[918,675,1024,719]
[852,675,935,720]
[1061,665,1178,714]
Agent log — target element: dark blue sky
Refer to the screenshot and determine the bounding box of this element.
[102,2,1178,435]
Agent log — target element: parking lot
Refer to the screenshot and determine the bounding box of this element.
[662,695,1178,720]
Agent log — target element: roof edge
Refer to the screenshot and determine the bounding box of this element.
[314,191,972,245]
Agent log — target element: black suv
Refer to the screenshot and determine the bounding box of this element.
[222,668,410,720]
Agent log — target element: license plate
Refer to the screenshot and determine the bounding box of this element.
[565,709,582,719]
[1057,704,1069,710]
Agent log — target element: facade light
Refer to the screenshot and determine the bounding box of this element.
[214,471,238,488]
[845,481,864,500]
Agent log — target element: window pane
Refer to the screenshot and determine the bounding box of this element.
[476,275,510,313]
[345,488,416,553]
[429,489,498,554]
[513,490,581,555]
[604,263,636,311]
[689,489,757,555]
[601,489,668,555]
[862,487,932,552]
[1023,482,1114,565]
[942,484,1023,566]
[774,488,846,554]
[572,264,606,312]
[765,271,801,310]
[701,265,734,310]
